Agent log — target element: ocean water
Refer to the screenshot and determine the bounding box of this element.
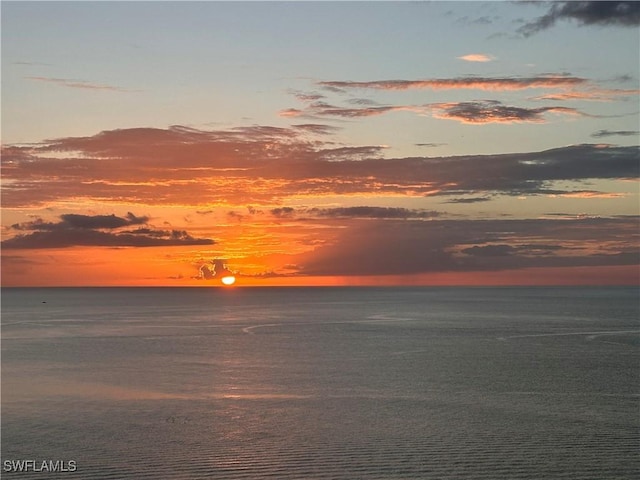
[1,286,638,479]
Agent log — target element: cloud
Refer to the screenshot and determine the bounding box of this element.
[279,108,304,117]
[2,212,214,249]
[444,196,493,204]
[284,102,423,119]
[311,206,440,219]
[315,105,406,118]
[555,191,626,199]
[268,206,440,220]
[292,124,341,135]
[10,212,148,231]
[271,207,296,218]
[25,76,132,92]
[297,216,639,277]
[284,98,583,124]
[273,206,441,220]
[591,129,639,138]
[1,126,637,207]
[318,75,587,92]
[518,1,640,37]
[532,88,639,102]
[287,90,326,102]
[280,99,426,119]
[458,54,494,62]
[461,244,516,257]
[197,259,234,280]
[429,100,584,124]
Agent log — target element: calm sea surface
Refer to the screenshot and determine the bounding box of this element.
[2,287,639,479]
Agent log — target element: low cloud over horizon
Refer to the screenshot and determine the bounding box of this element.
[2,212,214,249]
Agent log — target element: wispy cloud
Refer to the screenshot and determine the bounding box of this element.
[555,191,627,199]
[25,76,132,92]
[415,143,447,148]
[518,1,640,37]
[281,102,424,119]
[292,124,341,135]
[532,88,639,102]
[13,61,53,67]
[318,75,587,92]
[591,129,640,138]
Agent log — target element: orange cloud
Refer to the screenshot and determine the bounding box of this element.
[532,88,640,102]
[2,127,636,208]
[458,54,494,62]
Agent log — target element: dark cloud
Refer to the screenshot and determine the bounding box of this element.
[1,229,214,249]
[519,1,640,37]
[198,259,234,280]
[11,212,148,231]
[461,244,516,257]
[271,207,296,218]
[226,210,245,222]
[415,143,447,148]
[316,145,387,161]
[2,213,213,249]
[268,206,440,220]
[429,100,583,124]
[298,216,639,277]
[310,206,440,220]
[444,197,493,204]
[462,243,574,257]
[591,129,639,138]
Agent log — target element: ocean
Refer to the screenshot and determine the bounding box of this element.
[1,286,638,479]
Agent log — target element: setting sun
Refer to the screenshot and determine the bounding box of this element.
[221,276,236,286]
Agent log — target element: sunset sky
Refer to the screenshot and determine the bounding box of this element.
[2,1,639,286]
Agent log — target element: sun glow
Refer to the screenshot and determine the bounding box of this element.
[221,275,236,286]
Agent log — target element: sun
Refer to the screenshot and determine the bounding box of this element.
[221,275,236,286]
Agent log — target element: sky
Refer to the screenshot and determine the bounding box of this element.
[1,0,639,286]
